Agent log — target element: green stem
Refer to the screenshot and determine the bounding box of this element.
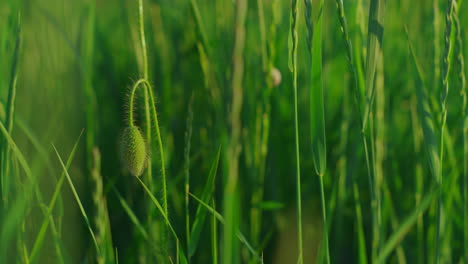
[290,0,303,262]
[319,175,330,264]
[128,79,168,216]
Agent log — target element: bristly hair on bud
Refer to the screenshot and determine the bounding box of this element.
[120,125,148,177]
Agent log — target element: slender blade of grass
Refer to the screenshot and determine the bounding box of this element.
[377,183,440,262]
[406,28,440,183]
[112,187,149,241]
[189,192,261,262]
[289,0,303,262]
[363,0,386,130]
[1,11,21,205]
[52,144,100,255]
[309,3,326,177]
[29,130,84,262]
[135,176,188,264]
[189,146,221,257]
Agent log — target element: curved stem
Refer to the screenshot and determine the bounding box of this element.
[128,79,168,215]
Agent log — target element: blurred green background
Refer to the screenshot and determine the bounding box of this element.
[1,0,467,263]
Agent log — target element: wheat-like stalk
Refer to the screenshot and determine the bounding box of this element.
[437,1,455,262]
[453,4,467,262]
[290,0,303,262]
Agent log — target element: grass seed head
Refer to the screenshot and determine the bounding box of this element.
[120,125,148,177]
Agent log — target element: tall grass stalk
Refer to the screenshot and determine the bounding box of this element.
[363,0,386,260]
[250,0,270,251]
[224,0,247,262]
[137,0,168,216]
[289,0,303,262]
[184,95,193,260]
[304,0,329,261]
[0,12,20,206]
[437,0,455,262]
[333,1,372,261]
[453,4,467,262]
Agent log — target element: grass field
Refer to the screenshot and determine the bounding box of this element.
[1,0,467,263]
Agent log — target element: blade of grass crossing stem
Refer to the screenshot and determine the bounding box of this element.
[189,146,221,257]
[38,204,65,264]
[289,0,303,262]
[377,184,440,262]
[52,145,100,255]
[1,12,20,205]
[363,0,385,130]
[29,130,84,262]
[189,193,261,262]
[135,176,188,264]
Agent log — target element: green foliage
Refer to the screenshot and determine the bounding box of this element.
[1,0,468,263]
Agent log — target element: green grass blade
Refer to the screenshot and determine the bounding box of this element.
[189,146,221,257]
[184,95,194,257]
[363,0,386,130]
[189,192,261,262]
[310,3,326,177]
[406,27,440,180]
[52,144,100,255]
[1,11,21,203]
[290,0,303,262]
[112,187,149,241]
[377,183,440,262]
[29,130,84,262]
[0,121,34,261]
[453,5,468,261]
[0,119,31,178]
[135,176,188,264]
